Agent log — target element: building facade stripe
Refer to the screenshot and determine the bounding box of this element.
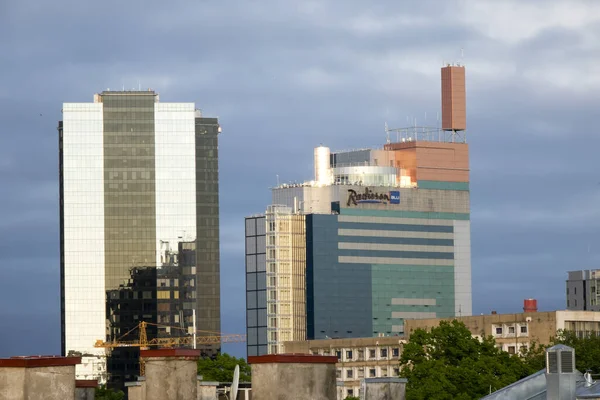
[417,180,470,191]
[338,235,453,246]
[338,215,455,226]
[340,209,470,221]
[338,242,453,253]
[339,256,454,266]
[338,228,454,240]
[338,222,453,233]
[391,298,437,306]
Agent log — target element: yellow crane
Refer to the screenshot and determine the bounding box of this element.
[94,321,246,375]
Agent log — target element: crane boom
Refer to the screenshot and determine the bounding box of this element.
[93,321,246,375]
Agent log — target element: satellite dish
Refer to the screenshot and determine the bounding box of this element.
[231,364,240,400]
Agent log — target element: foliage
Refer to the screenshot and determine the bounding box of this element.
[344,397,360,400]
[197,353,251,382]
[95,386,125,400]
[399,320,541,400]
[554,330,600,373]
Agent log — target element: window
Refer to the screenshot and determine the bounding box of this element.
[369,368,376,377]
[508,346,516,355]
[269,304,277,314]
[269,276,276,287]
[382,367,388,377]
[336,351,341,361]
[369,349,376,359]
[392,348,400,357]
[347,389,354,396]
[521,326,528,334]
[346,369,353,379]
[269,222,276,232]
[269,318,277,328]
[346,350,353,360]
[575,287,577,295]
[575,299,578,307]
[380,348,388,358]
[268,235,275,245]
[496,327,502,335]
[336,369,341,379]
[509,326,515,334]
[520,346,528,353]
[269,263,276,273]
[358,368,364,378]
[358,349,364,360]
[593,286,597,293]
[393,367,400,376]
[269,331,277,341]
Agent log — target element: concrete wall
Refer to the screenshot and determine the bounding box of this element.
[363,378,406,400]
[0,367,26,400]
[197,381,218,400]
[126,380,146,400]
[0,365,77,400]
[145,358,197,400]
[251,361,336,400]
[75,387,95,400]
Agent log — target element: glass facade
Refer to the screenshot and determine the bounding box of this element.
[59,91,220,387]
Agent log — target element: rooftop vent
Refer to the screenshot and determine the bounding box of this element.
[545,344,577,400]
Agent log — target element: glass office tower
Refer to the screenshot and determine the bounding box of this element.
[58,91,221,385]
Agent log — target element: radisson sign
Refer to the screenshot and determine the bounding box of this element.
[347,188,400,206]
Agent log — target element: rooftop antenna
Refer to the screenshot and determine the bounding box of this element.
[385,122,390,144]
[138,80,141,91]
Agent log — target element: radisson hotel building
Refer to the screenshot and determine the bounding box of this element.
[245,65,471,356]
[58,90,221,386]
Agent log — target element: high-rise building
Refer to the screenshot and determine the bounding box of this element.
[58,90,221,385]
[245,205,307,356]
[566,270,600,311]
[245,65,471,354]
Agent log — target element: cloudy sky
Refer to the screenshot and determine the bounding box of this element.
[1,0,599,358]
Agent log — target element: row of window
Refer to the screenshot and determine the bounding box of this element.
[494,324,528,336]
[315,347,400,361]
[337,365,400,380]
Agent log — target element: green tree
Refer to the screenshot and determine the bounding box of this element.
[553,330,600,373]
[344,397,360,400]
[95,386,125,400]
[197,353,251,382]
[399,320,539,400]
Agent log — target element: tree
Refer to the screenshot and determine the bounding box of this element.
[554,330,600,373]
[344,397,360,400]
[399,320,539,400]
[95,386,125,400]
[197,353,251,382]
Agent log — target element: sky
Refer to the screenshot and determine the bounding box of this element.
[1,0,600,359]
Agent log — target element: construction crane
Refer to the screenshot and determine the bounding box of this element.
[94,321,246,375]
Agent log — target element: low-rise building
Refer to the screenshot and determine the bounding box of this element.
[284,336,405,399]
[404,309,600,355]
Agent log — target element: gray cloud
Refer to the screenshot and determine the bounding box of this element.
[1,0,599,357]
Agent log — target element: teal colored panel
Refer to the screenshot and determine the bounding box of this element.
[418,180,470,191]
[371,264,455,336]
[341,207,470,221]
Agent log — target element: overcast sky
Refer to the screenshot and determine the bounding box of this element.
[1,0,600,358]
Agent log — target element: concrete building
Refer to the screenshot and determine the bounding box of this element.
[245,205,307,356]
[566,270,600,311]
[58,91,221,386]
[284,336,405,399]
[404,309,600,354]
